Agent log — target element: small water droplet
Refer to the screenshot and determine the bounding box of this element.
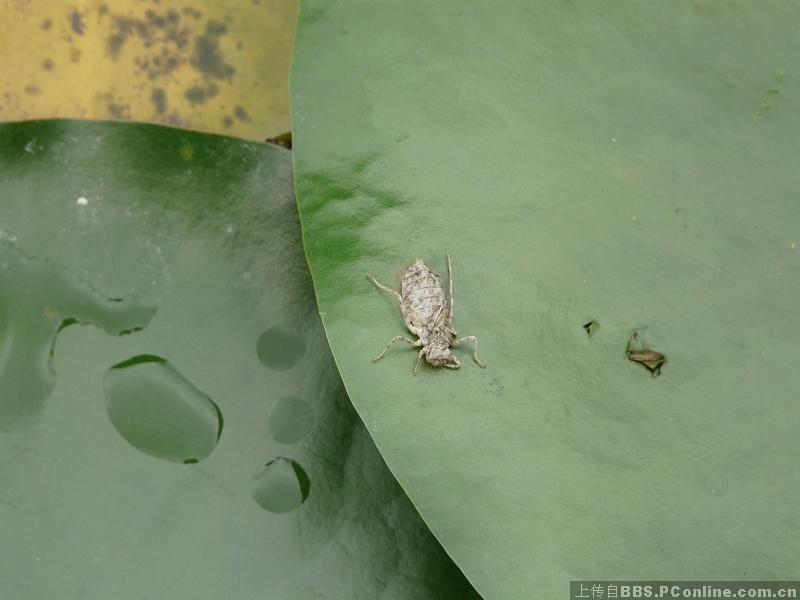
[103,355,222,463]
[76,196,89,206]
[256,326,305,370]
[251,457,310,513]
[268,397,313,444]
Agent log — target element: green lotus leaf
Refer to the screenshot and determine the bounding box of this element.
[291,2,800,597]
[0,120,477,599]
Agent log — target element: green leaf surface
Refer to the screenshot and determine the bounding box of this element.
[0,120,477,599]
[291,2,800,597]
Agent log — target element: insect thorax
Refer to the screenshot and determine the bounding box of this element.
[423,327,459,368]
[423,326,452,349]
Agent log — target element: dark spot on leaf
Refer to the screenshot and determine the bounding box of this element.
[70,47,82,63]
[105,12,187,78]
[190,21,235,80]
[206,21,227,35]
[164,112,184,127]
[96,93,130,119]
[41,59,54,71]
[145,9,167,28]
[41,18,52,30]
[233,105,250,122]
[107,102,129,119]
[151,88,167,113]
[222,115,234,128]
[69,10,85,35]
[184,83,219,105]
[582,320,598,336]
[182,7,202,19]
[98,4,109,17]
[24,85,40,95]
[107,34,125,59]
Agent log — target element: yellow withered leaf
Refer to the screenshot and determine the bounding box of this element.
[0,0,297,141]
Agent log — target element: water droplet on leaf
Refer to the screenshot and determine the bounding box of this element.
[251,457,310,513]
[256,326,305,370]
[0,242,155,429]
[103,355,222,463]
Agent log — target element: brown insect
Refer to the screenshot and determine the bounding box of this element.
[367,255,486,376]
[626,331,666,376]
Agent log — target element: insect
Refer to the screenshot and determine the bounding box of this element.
[626,331,666,377]
[366,255,486,376]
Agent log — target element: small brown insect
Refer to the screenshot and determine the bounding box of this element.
[582,320,598,336]
[367,255,486,376]
[626,331,665,376]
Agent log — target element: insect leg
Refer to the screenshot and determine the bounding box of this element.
[446,254,457,335]
[372,336,420,362]
[413,348,425,377]
[453,335,487,368]
[367,273,411,323]
[366,274,402,301]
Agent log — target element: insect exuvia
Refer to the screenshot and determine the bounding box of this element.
[626,331,666,377]
[366,255,486,376]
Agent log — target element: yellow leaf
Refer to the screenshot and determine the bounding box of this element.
[0,0,297,141]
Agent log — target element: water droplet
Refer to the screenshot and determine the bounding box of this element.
[103,355,222,463]
[251,457,310,513]
[0,243,156,429]
[256,326,305,370]
[268,397,313,444]
[76,196,89,206]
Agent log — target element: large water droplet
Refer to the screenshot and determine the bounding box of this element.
[251,457,310,513]
[0,242,156,429]
[268,396,313,444]
[103,355,222,463]
[256,326,305,370]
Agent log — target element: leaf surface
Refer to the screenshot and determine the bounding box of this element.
[0,120,477,599]
[291,2,800,597]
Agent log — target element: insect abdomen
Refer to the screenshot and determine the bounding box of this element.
[401,259,447,329]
